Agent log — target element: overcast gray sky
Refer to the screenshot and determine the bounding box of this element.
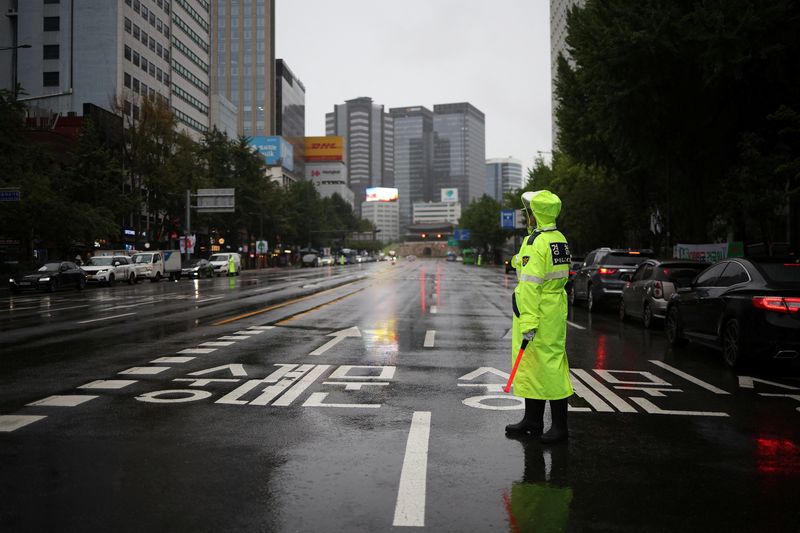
[275,0,553,172]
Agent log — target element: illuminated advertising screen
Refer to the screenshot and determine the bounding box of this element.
[365,187,399,202]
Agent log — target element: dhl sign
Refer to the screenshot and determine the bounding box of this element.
[305,136,344,162]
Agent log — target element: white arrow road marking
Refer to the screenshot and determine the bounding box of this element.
[503,329,512,339]
[738,376,799,391]
[393,411,432,527]
[309,327,361,356]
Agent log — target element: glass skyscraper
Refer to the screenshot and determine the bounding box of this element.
[275,59,305,178]
[326,97,394,214]
[211,0,275,137]
[389,106,434,231]
[486,157,524,202]
[433,103,486,210]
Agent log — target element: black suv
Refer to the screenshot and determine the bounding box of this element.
[571,248,655,311]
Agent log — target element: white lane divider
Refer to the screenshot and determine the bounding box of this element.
[26,395,98,407]
[0,415,47,432]
[77,312,136,324]
[567,320,586,330]
[423,330,436,348]
[393,411,432,527]
[430,305,437,314]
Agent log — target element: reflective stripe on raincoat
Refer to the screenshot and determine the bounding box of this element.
[511,190,573,400]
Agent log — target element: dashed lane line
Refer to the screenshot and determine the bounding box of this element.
[393,411,432,527]
[77,312,136,324]
[424,330,436,348]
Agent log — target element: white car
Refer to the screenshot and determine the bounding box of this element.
[83,255,137,285]
[209,252,241,276]
[318,255,334,266]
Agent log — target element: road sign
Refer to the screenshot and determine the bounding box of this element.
[500,209,516,229]
[196,188,235,213]
[447,238,458,247]
[256,240,268,253]
[453,229,471,241]
[0,188,21,202]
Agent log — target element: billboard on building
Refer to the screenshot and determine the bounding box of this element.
[365,187,399,202]
[250,136,294,171]
[305,136,344,162]
[306,161,347,183]
[441,188,459,203]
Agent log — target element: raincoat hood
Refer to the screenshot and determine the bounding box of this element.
[521,190,561,230]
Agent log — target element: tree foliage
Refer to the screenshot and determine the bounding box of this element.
[458,194,510,251]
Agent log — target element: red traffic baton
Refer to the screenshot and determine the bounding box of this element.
[504,338,529,393]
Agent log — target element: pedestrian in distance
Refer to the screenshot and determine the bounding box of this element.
[506,190,574,443]
[227,254,236,277]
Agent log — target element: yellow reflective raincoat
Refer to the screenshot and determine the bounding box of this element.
[511,190,573,400]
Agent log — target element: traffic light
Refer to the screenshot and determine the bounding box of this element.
[421,233,427,239]
[436,233,442,239]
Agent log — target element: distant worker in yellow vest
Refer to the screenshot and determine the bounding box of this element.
[340,254,346,266]
[506,190,573,443]
[477,252,482,267]
[227,254,236,276]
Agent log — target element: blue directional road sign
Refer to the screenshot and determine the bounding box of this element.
[453,229,471,241]
[500,209,516,229]
[0,188,21,202]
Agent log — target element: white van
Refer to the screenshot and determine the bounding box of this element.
[209,252,242,276]
[131,250,182,281]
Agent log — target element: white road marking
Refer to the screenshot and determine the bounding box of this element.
[26,395,98,407]
[272,365,331,406]
[569,374,614,412]
[393,411,432,528]
[430,305,437,314]
[424,330,436,348]
[235,329,263,335]
[38,304,90,313]
[200,341,235,347]
[630,397,729,417]
[248,326,275,330]
[649,360,730,395]
[218,336,251,340]
[738,376,799,391]
[151,356,195,364]
[119,367,170,375]
[79,379,137,390]
[503,329,513,339]
[0,415,47,432]
[567,320,586,330]
[458,367,510,381]
[77,312,136,324]
[197,296,223,303]
[570,369,637,412]
[309,327,362,356]
[179,348,217,354]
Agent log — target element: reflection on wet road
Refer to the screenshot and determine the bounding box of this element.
[1,260,799,531]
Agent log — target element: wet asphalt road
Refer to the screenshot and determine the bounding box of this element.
[1,260,799,532]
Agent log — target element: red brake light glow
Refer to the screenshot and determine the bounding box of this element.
[628,251,641,255]
[599,267,618,275]
[753,296,800,313]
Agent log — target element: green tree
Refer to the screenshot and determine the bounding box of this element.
[458,195,509,252]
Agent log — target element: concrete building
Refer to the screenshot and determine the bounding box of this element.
[210,93,237,137]
[361,200,400,244]
[326,97,394,214]
[389,106,434,233]
[433,102,486,211]
[275,59,305,179]
[306,161,354,207]
[1,0,211,139]
[211,0,275,137]
[412,201,461,225]
[486,157,524,201]
[550,0,585,149]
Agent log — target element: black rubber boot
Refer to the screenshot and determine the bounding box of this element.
[540,399,569,443]
[505,399,545,436]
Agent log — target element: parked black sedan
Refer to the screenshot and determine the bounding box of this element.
[665,258,800,367]
[9,261,86,293]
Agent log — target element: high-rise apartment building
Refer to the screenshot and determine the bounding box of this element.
[326,97,394,214]
[361,200,400,244]
[275,59,305,178]
[433,102,486,210]
[486,157,524,201]
[389,106,434,231]
[550,0,584,149]
[211,0,275,137]
[1,0,212,139]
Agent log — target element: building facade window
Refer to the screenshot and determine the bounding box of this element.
[43,17,60,31]
[42,71,59,86]
[124,72,132,88]
[43,45,59,60]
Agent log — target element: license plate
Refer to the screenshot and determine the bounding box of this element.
[19,282,31,286]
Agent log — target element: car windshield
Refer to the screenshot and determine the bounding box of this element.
[663,267,706,286]
[602,253,649,266]
[209,254,228,262]
[38,263,61,272]
[133,254,153,264]
[86,257,113,266]
[758,262,800,286]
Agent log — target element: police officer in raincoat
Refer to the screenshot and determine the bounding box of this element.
[506,190,573,443]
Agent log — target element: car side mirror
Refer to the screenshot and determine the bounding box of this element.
[114,261,121,267]
[620,273,633,282]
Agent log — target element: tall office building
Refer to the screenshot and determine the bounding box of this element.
[550,0,584,149]
[361,200,399,244]
[433,102,486,210]
[326,97,394,214]
[1,0,211,139]
[211,0,275,137]
[486,157,524,201]
[389,106,434,232]
[275,59,305,178]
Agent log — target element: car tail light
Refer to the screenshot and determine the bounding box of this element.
[752,296,800,314]
[569,270,577,276]
[653,281,663,299]
[598,267,618,275]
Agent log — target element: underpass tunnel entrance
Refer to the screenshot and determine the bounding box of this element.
[423,247,433,257]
